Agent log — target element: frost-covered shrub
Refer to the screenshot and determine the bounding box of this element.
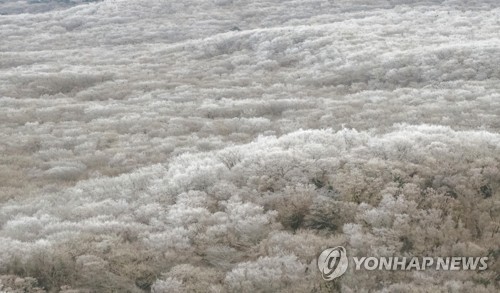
[151,277,184,293]
[0,275,44,293]
[224,255,308,292]
[157,264,224,293]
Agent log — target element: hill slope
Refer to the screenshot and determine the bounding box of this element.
[0,0,499,291]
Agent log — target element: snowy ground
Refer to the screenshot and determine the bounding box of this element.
[0,0,499,292]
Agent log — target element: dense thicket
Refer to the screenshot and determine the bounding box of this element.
[0,0,498,292]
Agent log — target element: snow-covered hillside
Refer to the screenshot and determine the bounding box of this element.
[0,0,498,292]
